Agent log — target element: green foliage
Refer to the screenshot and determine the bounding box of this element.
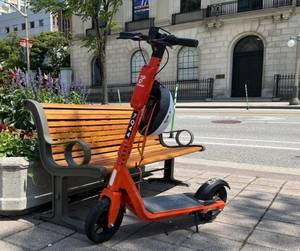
[0,130,38,161]
[0,32,70,77]
[32,0,123,103]
[0,84,85,131]
[0,69,87,160]
[0,33,25,70]
[31,32,71,77]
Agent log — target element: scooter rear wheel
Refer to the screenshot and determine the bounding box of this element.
[85,198,124,243]
[198,187,227,222]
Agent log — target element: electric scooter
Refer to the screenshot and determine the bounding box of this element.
[85,27,230,243]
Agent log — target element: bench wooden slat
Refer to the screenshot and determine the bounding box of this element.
[52,140,161,160]
[42,103,131,110]
[51,134,158,146]
[51,138,159,154]
[102,146,202,172]
[45,109,132,116]
[48,119,130,127]
[49,124,129,133]
[47,114,132,120]
[55,144,166,166]
[50,129,127,140]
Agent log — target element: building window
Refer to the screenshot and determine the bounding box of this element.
[14,26,18,31]
[180,0,201,13]
[177,47,199,81]
[133,0,149,21]
[131,50,148,84]
[39,19,44,27]
[22,23,25,30]
[5,27,10,33]
[30,21,35,29]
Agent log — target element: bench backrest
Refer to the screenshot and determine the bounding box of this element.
[41,103,160,163]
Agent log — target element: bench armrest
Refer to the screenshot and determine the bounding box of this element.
[51,140,91,168]
[159,130,195,147]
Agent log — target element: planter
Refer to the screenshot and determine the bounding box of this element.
[0,157,100,215]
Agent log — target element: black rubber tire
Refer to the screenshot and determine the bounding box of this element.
[85,198,124,243]
[198,187,227,222]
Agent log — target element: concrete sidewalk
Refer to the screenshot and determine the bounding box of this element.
[176,102,300,109]
[0,163,299,251]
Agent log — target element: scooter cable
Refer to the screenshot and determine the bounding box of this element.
[136,102,157,191]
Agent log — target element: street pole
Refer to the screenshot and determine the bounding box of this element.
[24,1,31,86]
[4,0,30,86]
[288,35,300,105]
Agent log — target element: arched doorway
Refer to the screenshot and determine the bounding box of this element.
[91,57,101,86]
[232,36,264,97]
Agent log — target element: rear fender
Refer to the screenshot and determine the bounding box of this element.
[194,178,230,200]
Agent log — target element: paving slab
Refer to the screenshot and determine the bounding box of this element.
[197,171,231,179]
[237,190,276,201]
[43,236,114,251]
[180,231,243,251]
[223,204,267,218]
[226,182,249,190]
[0,219,33,239]
[241,243,285,251]
[251,178,285,188]
[216,213,259,229]
[72,215,150,248]
[284,181,300,189]
[247,229,300,250]
[224,175,256,184]
[113,235,186,251]
[0,240,26,251]
[226,189,243,201]
[38,222,75,236]
[257,219,300,237]
[229,197,271,209]
[244,184,280,193]
[4,226,65,251]
[263,208,300,225]
[122,222,193,246]
[197,221,252,242]
[275,194,300,206]
[279,187,300,196]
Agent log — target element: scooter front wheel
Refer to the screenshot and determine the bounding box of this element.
[198,187,227,222]
[85,198,124,243]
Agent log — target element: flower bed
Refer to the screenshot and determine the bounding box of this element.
[0,68,92,214]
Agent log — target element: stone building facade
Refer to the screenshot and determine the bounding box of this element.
[71,0,300,99]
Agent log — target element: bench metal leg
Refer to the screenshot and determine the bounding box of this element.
[37,176,85,233]
[148,159,189,186]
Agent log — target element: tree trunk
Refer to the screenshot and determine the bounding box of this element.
[100,41,108,104]
[94,17,108,104]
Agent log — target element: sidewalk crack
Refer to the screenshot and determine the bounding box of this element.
[238,180,287,251]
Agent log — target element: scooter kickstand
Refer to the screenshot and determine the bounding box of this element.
[194,213,199,233]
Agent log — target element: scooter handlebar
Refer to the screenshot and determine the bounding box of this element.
[163,35,198,48]
[117,31,199,48]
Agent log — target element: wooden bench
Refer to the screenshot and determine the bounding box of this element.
[24,99,204,232]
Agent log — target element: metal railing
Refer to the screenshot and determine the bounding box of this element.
[172,10,205,25]
[206,0,293,17]
[273,74,300,99]
[107,79,214,103]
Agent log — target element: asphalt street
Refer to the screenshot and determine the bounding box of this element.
[170,108,300,172]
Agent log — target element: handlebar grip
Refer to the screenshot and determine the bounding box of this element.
[117,32,142,39]
[166,35,199,48]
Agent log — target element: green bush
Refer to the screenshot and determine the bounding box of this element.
[0,130,38,161]
[0,68,87,160]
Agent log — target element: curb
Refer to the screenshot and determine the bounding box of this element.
[176,105,300,109]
